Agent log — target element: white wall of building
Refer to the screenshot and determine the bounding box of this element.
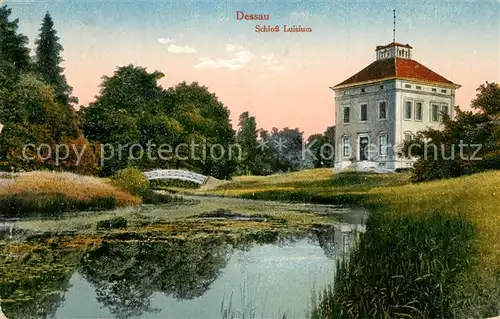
[334,80,457,170]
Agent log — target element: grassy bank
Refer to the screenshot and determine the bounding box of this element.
[197,168,500,318]
[0,171,141,216]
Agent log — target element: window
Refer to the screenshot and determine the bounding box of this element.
[380,85,385,90]
[441,104,448,122]
[405,84,411,89]
[343,136,351,157]
[343,106,351,123]
[404,101,413,120]
[360,104,368,121]
[343,91,348,96]
[431,104,439,122]
[361,88,365,93]
[431,88,437,92]
[416,85,422,90]
[378,134,388,156]
[441,89,447,93]
[378,101,387,120]
[415,102,423,121]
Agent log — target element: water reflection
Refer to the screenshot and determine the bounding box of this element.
[80,237,233,318]
[0,223,364,319]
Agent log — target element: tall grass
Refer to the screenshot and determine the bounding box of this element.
[0,171,140,216]
[312,213,477,318]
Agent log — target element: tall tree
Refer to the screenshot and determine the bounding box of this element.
[82,66,238,179]
[236,111,258,174]
[34,12,77,105]
[0,5,31,72]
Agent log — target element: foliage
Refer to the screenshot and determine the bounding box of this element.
[251,127,306,174]
[0,8,84,173]
[402,82,500,182]
[34,12,77,105]
[81,65,237,179]
[303,126,335,169]
[110,166,150,196]
[236,111,258,174]
[0,5,31,73]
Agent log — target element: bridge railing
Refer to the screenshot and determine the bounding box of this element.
[144,169,208,185]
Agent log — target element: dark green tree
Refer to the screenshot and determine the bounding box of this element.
[236,111,258,174]
[82,66,238,178]
[0,5,31,72]
[34,12,77,105]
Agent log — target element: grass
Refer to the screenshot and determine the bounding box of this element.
[0,171,141,216]
[195,169,409,204]
[197,168,500,318]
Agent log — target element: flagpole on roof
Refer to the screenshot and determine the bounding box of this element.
[393,9,396,43]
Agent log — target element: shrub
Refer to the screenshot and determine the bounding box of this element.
[111,167,150,195]
[140,189,178,205]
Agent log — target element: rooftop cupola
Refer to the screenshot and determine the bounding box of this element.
[375,42,413,60]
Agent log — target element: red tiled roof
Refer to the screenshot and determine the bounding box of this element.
[375,42,413,50]
[333,58,459,88]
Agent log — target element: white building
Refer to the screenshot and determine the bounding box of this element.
[331,42,460,171]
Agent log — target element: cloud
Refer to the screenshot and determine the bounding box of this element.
[194,45,254,71]
[225,44,244,52]
[157,38,174,44]
[167,44,197,54]
[262,53,284,71]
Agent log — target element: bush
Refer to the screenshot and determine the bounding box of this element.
[111,167,150,195]
[140,189,178,205]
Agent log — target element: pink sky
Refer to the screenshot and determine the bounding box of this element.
[10,1,499,138]
[63,36,498,138]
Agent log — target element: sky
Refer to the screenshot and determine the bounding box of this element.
[4,0,500,137]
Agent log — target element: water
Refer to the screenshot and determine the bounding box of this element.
[0,223,364,319]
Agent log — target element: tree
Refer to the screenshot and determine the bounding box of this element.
[402,82,500,182]
[236,111,258,174]
[0,74,81,171]
[253,129,274,175]
[0,5,31,72]
[34,12,77,105]
[82,66,238,179]
[471,82,500,118]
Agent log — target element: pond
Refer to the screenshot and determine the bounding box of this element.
[0,206,366,319]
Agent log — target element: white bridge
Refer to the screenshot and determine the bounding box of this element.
[143,169,208,185]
